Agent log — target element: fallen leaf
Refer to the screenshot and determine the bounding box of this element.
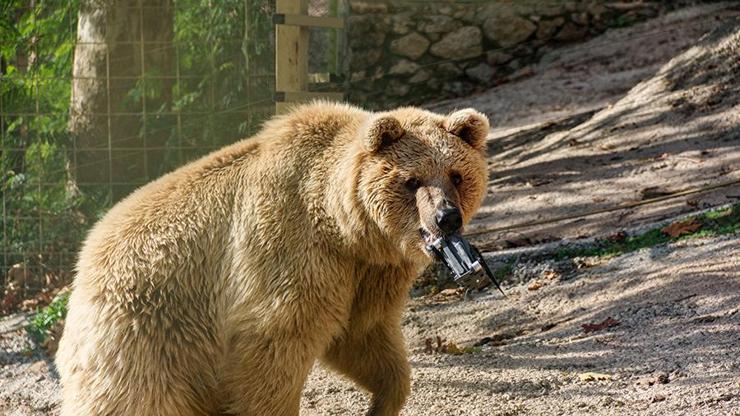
[474,329,525,347]
[652,153,669,161]
[528,281,543,291]
[579,372,612,382]
[543,270,561,280]
[540,322,557,332]
[582,317,620,333]
[641,186,672,199]
[438,288,462,297]
[573,256,602,269]
[606,231,627,243]
[504,237,533,248]
[424,338,433,354]
[445,341,462,355]
[661,219,701,238]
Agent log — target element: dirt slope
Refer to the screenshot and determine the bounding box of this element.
[430,4,740,251]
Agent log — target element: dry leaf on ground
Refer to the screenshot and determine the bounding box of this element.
[661,218,701,237]
[578,372,613,382]
[582,317,620,333]
[543,270,561,280]
[528,281,543,291]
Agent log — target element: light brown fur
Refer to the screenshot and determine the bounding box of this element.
[56,102,489,415]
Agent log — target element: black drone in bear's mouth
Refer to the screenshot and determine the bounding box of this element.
[420,230,506,295]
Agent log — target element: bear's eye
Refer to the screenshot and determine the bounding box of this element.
[404,177,422,192]
[451,172,463,186]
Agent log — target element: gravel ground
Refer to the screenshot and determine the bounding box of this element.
[301,234,740,415]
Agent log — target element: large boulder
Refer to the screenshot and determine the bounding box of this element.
[483,14,537,47]
[390,32,430,60]
[429,26,483,60]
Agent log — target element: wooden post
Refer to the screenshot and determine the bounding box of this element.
[275,0,309,114]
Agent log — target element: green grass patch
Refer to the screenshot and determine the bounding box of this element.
[556,203,740,261]
[27,291,69,342]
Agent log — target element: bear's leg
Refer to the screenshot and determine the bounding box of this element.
[221,334,316,416]
[322,323,410,416]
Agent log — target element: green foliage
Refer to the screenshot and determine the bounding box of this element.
[1,1,276,282]
[1,0,87,272]
[27,290,69,342]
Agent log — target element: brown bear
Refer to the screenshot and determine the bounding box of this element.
[56,102,489,416]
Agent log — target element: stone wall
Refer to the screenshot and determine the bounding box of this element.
[344,0,669,109]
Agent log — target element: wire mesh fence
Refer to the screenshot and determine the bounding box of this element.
[0,0,282,296]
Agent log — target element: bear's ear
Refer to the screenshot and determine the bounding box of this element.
[444,108,490,152]
[363,116,404,152]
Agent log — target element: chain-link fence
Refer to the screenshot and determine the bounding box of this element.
[1,0,285,298]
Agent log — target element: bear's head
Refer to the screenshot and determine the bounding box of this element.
[355,107,489,266]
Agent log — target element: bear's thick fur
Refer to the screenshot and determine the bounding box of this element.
[56,102,489,416]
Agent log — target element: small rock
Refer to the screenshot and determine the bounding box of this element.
[588,3,608,18]
[418,15,460,34]
[657,373,670,384]
[349,1,387,14]
[556,22,589,41]
[430,26,482,60]
[537,17,565,40]
[651,394,666,403]
[437,62,463,77]
[350,71,365,82]
[536,4,564,17]
[507,66,535,82]
[391,13,413,35]
[442,80,474,96]
[388,59,420,75]
[384,80,410,97]
[571,12,589,26]
[486,50,513,65]
[465,63,495,84]
[483,14,537,47]
[28,360,46,374]
[409,70,431,84]
[527,281,543,291]
[390,32,430,60]
[350,49,382,69]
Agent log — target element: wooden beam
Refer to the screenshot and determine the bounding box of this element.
[274,13,344,29]
[275,0,309,114]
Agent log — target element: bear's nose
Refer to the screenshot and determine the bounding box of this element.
[435,204,462,236]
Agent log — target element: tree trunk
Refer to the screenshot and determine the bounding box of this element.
[69,0,173,200]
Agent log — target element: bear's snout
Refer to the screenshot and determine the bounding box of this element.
[435,200,462,236]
